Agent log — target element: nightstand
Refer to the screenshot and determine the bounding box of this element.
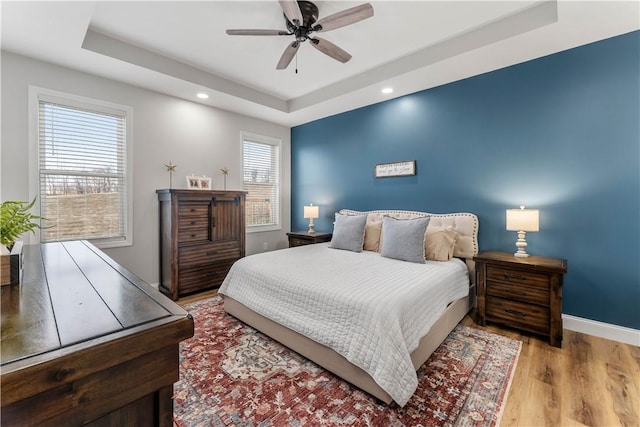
[474,251,568,348]
[287,231,332,247]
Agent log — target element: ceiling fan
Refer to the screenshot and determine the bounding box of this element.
[226,0,374,70]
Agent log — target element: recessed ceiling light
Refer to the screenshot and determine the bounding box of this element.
[196,93,209,99]
[381,87,393,94]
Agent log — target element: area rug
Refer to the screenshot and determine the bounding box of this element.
[174,296,521,427]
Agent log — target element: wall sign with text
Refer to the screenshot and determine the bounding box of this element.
[374,160,416,178]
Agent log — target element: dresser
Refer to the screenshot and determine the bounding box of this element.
[157,189,246,300]
[287,231,333,247]
[474,251,568,347]
[0,241,193,426]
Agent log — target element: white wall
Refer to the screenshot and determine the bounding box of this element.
[1,51,291,284]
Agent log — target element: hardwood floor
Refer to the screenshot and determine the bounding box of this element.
[459,317,640,427]
[178,291,639,426]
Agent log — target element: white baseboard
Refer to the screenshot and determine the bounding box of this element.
[563,314,640,346]
[148,282,159,290]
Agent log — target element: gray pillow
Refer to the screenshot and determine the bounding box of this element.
[329,213,367,252]
[380,216,431,263]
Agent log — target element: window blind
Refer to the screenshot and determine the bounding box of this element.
[242,137,280,228]
[38,98,128,243]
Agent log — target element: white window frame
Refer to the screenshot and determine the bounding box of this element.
[241,131,282,233]
[28,86,134,248]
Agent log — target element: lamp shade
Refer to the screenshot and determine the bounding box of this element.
[506,207,539,232]
[303,204,319,219]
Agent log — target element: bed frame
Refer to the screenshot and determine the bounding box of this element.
[223,210,479,405]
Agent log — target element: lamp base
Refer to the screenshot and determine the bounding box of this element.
[307,218,316,235]
[514,230,530,258]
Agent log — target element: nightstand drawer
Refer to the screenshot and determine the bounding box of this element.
[290,237,311,247]
[287,232,332,248]
[487,265,549,289]
[486,280,549,306]
[486,297,549,335]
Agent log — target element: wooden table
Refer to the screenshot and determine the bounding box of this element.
[1,241,194,426]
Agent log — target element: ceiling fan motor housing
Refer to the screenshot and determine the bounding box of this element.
[285,1,319,42]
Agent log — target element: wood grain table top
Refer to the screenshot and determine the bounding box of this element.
[1,240,192,368]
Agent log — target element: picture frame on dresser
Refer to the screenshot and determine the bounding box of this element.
[199,176,212,190]
[186,175,200,189]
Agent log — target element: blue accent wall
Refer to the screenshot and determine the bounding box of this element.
[291,31,640,330]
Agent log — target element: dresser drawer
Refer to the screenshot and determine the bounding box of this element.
[179,242,240,266]
[487,265,549,289]
[178,203,210,217]
[178,227,210,244]
[486,296,549,335]
[178,261,235,295]
[178,216,209,230]
[486,280,549,306]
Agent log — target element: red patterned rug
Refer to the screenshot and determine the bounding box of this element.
[174,296,521,426]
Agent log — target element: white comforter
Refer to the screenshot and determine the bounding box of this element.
[218,243,469,406]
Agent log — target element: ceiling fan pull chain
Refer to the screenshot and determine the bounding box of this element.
[295,52,298,74]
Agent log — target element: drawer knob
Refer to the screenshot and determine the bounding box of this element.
[190,209,196,212]
[190,221,196,225]
[504,272,527,281]
[207,251,218,256]
[505,308,527,317]
[506,288,527,296]
[191,234,196,238]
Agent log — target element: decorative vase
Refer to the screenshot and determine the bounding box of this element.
[1,241,24,286]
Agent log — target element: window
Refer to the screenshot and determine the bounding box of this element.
[30,87,133,248]
[242,132,281,232]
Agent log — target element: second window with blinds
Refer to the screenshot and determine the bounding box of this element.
[241,132,281,232]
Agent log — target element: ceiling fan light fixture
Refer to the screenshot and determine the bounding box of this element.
[196,92,209,99]
[381,87,393,94]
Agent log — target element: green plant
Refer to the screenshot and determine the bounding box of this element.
[1,198,45,249]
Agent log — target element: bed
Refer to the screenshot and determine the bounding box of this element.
[219,209,479,407]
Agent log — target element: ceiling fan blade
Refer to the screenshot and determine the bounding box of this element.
[278,0,303,26]
[226,29,291,36]
[309,37,352,63]
[314,3,374,32]
[276,41,300,69]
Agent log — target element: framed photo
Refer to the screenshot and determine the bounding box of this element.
[186,175,200,189]
[374,160,416,178]
[199,176,212,190]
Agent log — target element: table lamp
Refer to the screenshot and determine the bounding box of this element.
[304,204,319,234]
[506,205,539,258]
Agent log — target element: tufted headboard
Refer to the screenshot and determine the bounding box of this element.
[339,209,479,275]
